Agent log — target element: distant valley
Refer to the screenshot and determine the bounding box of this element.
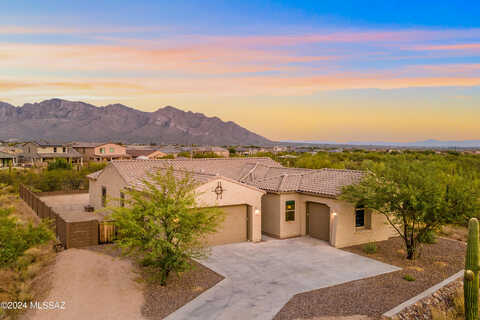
[285,139,480,148]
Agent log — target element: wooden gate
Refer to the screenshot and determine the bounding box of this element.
[99,220,116,244]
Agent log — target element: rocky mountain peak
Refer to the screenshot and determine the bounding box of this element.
[0,99,272,145]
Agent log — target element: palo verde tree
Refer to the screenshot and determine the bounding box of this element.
[109,167,224,285]
[341,158,480,260]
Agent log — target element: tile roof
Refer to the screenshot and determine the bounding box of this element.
[71,142,107,148]
[0,151,15,158]
[126,149,161,158]
[71,142,123,148]
[128,168,218,191]
[89,157,365,198]
[86,169,103,180]
[36,149,82,158]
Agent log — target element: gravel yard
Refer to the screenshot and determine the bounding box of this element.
[87,244,224,320]
[142,260,224,320]
[274,237,466,320]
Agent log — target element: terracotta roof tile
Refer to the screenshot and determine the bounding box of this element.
[90,157,364,198]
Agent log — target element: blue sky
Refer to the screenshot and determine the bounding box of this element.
[1,1,479,142]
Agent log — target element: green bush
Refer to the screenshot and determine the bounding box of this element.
[418,230,437,244]
[403,274,416,282]
[47,158,72,171]
[0,208,53,267]
[363,241,377,254]
[0,162,106,193]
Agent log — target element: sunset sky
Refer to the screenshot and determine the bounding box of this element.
[1,1,480,142]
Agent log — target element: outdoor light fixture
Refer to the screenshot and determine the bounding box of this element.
[332,212,337,216]
[254,208,260,215]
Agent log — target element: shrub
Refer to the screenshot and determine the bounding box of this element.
[363,241,377,254]
[110,168,224,286]
[418,230,437,244]
[47,158,72,171]
[0,208,53,268]
[403,274,416,282]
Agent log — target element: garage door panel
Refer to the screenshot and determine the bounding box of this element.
[308,202,330,241]
[206,205,247,246]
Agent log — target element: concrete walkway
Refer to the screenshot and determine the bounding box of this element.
[165,236,400,320]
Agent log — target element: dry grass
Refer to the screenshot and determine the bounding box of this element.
[0,196,56,320]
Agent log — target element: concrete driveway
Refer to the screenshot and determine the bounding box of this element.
[166,236,400,320]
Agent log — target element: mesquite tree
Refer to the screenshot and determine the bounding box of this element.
[110,168,224,285]
[341,159,480,260]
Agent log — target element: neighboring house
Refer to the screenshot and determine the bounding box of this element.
[328,148,344,153]
[87,157,395,248]
[71,142,131,162]
[186,146,230,157]
[235,147,267,156]
[20,142,82,166]
[156,145,181,157]
[0,151,15,167]
[126,148,168,159]
[272,145,288,153]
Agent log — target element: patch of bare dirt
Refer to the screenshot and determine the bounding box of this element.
[22,248,145,320]
[439,224,468,242]
[87,244,225,320]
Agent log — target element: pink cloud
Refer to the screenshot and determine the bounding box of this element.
[0,43,334,75]
[412,43,480,51]
[0,25,170,35]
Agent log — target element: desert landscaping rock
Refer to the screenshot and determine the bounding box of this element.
[393,279,463,320]
[142,260,224,320]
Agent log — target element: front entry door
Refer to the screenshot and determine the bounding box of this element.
[307,202,330,241]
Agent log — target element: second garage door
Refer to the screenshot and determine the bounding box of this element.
[206,204,248,246]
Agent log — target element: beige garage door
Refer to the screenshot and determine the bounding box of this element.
[206,205,248,246]
[307,202,330,241]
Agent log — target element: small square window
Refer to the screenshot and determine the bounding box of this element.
[62,147,66,152]
[100,148,105,154]
[53,147,57,153]
[286,200,295,221]
[109,147,115,153]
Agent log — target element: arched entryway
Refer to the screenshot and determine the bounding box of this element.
[306,202,330,241]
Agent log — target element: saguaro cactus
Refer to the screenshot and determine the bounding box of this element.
[464,217,479,320]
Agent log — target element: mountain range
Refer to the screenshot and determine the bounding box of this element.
[0,99,271,145]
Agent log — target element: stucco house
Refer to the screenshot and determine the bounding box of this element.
[87,157,395,248]
[183,146,230,158]
[20,142,82,166]
[71,142,131,162]
[126,148,168,160]
[0,151,16,167]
